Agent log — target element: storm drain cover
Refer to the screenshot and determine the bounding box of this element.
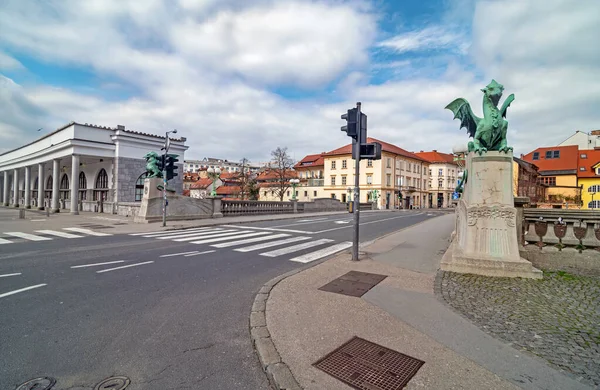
[313,336,424,390]
[16,377,56,390]
[94,376,131,390]
[318,271,387,297]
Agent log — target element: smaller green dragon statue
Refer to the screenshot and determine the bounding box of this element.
[144,151,163,178]
[445,79,515,155]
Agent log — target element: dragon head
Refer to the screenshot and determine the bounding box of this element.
[144,151,159,160]
[481,79,504,105]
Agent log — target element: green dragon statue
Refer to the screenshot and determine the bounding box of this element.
[144,151,163,178]
[445,79,515,155]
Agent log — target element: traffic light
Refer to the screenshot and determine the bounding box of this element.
[360,142,382,160]
[341,108,358,138]
[157,154,165,173]
[165,154,179,181]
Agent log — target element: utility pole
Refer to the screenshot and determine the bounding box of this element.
[352,103,361,261]
[162,129,178,227]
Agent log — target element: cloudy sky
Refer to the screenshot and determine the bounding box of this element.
[1,0,599,163]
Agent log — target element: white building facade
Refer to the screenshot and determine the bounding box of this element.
[558,130,600,150]
[0,122,187,215]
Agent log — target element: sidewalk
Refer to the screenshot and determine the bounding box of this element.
[252,214,593,390]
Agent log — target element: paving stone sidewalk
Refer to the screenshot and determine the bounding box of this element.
[438,270,600,387]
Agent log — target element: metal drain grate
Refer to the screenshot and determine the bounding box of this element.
[16,377,56,390]
[313,336,424,390]
[318,271,387,297]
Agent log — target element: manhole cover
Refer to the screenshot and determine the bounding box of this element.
[318,271,387,297]
[16,377,56,390]
[314,336,424,390]
[94,376,130,390]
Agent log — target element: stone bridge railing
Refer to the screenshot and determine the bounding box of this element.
[221,198,348,216]
[522,208,600,251]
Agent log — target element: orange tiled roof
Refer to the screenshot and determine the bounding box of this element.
[577,149,600,178]
[324,137,429,162]
[182,189,190,197]
[415,150,457,165]
[294,154,325,168]
[216,185,242,195]
[522,145,579,173]
[190,177,213,189]
[256,169,298,181]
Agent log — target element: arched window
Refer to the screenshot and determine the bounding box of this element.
[60,174,70,200]
[45,176,53,199]
[94,169,109,201]
[135,172,148,202]
[32,177,39,201]
[79,172,87,200]
[588,185,599,193]
[589,200,600,209]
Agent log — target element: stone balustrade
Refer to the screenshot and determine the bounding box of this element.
[523,209,600,250]
[221,200,295,216]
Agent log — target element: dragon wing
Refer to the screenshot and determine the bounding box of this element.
[500,93,515,118]
[445,98,481,138]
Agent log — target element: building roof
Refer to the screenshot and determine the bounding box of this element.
[256,169,298,181]
[216,185,241,195]
[513,157,540,175]
[324,137,428,162]
[415,150,457,165]
[189,177,213,189]
[182,189,190,197]
[577,149,600,178]
[522,145,579,174]
[294,154,325,169]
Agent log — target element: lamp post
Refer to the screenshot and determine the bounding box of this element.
[346,187,352,203]
[290,178,300,200]
[162,129,177,227]
[207,167,221,197]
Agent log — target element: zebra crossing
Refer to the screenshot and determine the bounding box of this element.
[0,227,112,245]
[131,227,352,264]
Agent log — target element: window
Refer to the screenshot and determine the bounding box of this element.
[387,158,391,168]
[287,191,290,196]
[134,172,148,201]
[429,169,432,176]
[588,185,600,193]
[581,153,587,159]
[342,160,347,169]
[331,161,336,170]
[589,200,600,209]
[366,174,373,184]
[386,174,391,186]
[331,194,336,199]
[45,176,52,199]
[540,177,556,186]
[78,172,87,190]
[60,174,70,200]
[331,176,336,186]
[342,176,347,185]
[423,179,427,189]
[553,150,560,158]
[314,190,317,197]
[438,179,443,188]
[367,159,373,167]
[94,169,109,201]
[438,168,443,176]
[545,151,552,159]
[407,163,411,172]
[580,167,586,171]
[264,191,268,197]
[533,152,539,160]
[304,191,308,197]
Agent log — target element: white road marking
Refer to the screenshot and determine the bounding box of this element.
[156,228,229,240]
[0,273,22,278]
[190,232,271,245]
[173,230,251,242]
[0,237,13,244]
[35,230,83,238]
[129,226,216,236]
[234,236,311,252]
[220,225,313,234]
[0,284,47,299]
[260,239,334,257]
[71,260,125,269]
[96,261,154,273]
[296,218,328,222]
[184,250,216,257]
[30,219,47,222]
[4,232,52,241]
[289,242,353,263]
[211,233,290,248]
[63,227,112,236]
[139,227,218,238]
[334,221,350,224]
[159,251,200,258]
[313,214,422,234]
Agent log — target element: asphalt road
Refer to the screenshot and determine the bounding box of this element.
[0,209,444,390]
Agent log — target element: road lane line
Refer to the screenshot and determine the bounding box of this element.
[211,233,290,248]
[260,239,334,257]
[63,227,112,236]
[4,232,52,241]
[0,284,47,299]
[0,237,13,244]
[157,228,230,240]
[184,250,216,257]
[313,214,421,234]
[129,226,217,236]
[141,227,219,238]
[35,230,83,238]
[0,273,22,278]
[234,236,311,252]
[30,219,47,222]
[174,230,251,242]
[96,261,154,273]
[71,260,125,269]
[190,232,271,245]
[220,225,313,234]
[289,242,353,263]
[159,251,200,258]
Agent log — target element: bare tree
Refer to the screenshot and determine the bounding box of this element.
[237,157,250,200]
[271,146,295,202]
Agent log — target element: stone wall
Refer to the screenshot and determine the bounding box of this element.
[520,246,600,277]
[300,198,347,212]
[115,157,184,203]
[116,202,141,217]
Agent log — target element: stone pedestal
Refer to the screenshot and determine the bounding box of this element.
[291,199,298,214]
[208,196,223,218]
[441,151,542,279]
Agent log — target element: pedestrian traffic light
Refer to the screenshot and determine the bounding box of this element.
[165,154,179,181]
[341,108,358,138]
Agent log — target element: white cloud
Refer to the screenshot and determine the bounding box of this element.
[378,26,467,54]
[0,52,23,71]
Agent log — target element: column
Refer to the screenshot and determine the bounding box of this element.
[52,159,60,213]
[24,166,31,208]
[37,163,45,210]
[13,168,19,207]
[2,172,8,206]
[70,155,79,214]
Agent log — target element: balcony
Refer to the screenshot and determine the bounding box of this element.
[400,185,417,192]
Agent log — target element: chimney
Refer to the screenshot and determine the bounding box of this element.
[432,149,437,152]
[420,150,424,153]
[117,125,125,130]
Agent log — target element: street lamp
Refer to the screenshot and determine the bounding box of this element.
[290,178,300,200]
[207,167,221,197]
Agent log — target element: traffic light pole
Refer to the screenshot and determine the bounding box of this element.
[162,164,167,227]
[352,102,361,261]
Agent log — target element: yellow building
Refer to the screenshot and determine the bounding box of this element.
[322,138,430,209]
[577,149,600,209]
[293,154,328,201]
[416,150,463,208]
